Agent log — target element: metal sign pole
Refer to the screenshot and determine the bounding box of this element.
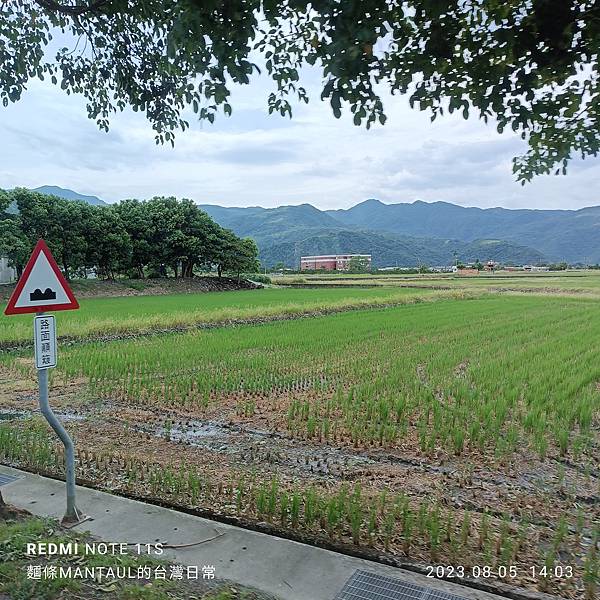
[4,239,83,524]
[36,312,82,525]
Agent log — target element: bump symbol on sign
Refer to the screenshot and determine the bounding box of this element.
[30,288,57,301]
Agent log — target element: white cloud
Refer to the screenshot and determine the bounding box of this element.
[1,69,599,211]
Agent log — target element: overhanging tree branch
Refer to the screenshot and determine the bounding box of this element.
[2,1,599,181]
[35,0,111,16]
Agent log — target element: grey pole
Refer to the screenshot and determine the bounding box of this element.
[37,313,82,525]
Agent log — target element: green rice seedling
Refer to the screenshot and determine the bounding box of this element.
[307,416,316,438]
[290,490,301,528]
[336,484,349,518]
[576,509,585,541]
[499,536,514,571]
[368,505,378,545]
[382,507,396,552]
[304,487,317,528]
[235,479,245,514]
[479,512,490,550]
[495,514,511,556]
[552,515,568,553]
[514,520,528,558]
[326,497,341,537]
[460,511,471,546]
[583,527,599,599]
[482,535,494,565]
[280,492,289,526]
[187,470,201,504]
[402,510,414,556]
[348,502,362,546]
[452,428,465,455]
[428,505,441,561]
[255,482,268,518]
[444,511,455,544]
[267,478,279,521]
[346,485,363,545]
[538,549,556,592]
[417,502,428,536]
[378,489,387,516]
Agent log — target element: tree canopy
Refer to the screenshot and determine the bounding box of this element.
[0,189,259,279]
[1,1,598,181]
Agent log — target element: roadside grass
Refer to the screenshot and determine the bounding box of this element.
[0,286,454,345]
[0,515,167,599]
[0,514,268,600]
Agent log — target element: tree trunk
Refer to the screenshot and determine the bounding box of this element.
[218,265,222,278]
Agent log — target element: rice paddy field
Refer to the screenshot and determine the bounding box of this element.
[1,278,599,599]
[0,285,446,345]
[274,269,600,294]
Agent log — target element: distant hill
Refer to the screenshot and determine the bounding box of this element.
[201,203,341,239]
[326,199,600,263]
[8,186,594,266]
[32,185,107,206]
[199,204,546,268]
[258,230,545,269]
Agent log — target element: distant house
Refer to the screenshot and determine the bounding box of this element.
[0,257,16,284]
[524,265,550,272]
[300,254,372,271]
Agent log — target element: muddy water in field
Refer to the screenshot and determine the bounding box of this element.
[131,416,375,477]
[122,414,600,519]
[5,391,598,515]
[2,388,598,598]
[0,409,27,421]
[0,407,88,422]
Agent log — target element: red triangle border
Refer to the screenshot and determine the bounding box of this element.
[4,239,80,315]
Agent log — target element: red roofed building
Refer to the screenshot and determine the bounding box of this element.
[300,254,372,271]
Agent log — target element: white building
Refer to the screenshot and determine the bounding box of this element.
[0,257,16,284]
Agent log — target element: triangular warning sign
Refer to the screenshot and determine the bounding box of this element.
[4,239,79,315]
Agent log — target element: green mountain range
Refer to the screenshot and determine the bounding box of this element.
[326,199,600,263]
[33,186,107,206]
[199,204,549,268]
[4,186,107,215]
[11,186,598,268]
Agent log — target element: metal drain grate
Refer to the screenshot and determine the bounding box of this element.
[335,570,470,600]
[0,473,20,487]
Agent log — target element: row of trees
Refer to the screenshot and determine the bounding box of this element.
[0,189,258,280]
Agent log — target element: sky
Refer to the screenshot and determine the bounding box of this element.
[1,58,599,211]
